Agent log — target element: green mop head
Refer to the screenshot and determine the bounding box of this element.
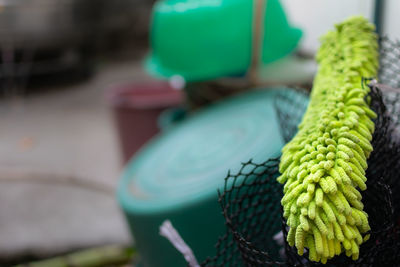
[277,16,379,263]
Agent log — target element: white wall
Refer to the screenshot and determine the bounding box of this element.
[383,0,400,40]
[280,0,375,53]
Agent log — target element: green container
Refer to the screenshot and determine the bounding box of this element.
[146,0,302,82]
[117,89,286,267]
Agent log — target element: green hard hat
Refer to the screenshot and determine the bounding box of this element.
[117,89,289,267]
[146,0,302,82]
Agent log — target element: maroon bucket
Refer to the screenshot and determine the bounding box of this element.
[107,81,183,163]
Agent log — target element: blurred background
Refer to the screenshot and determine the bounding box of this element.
[0,0,399,266]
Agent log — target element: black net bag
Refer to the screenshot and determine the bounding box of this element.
[379,36,400,89]
[201,38,400,267]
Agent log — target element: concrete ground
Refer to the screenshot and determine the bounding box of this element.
[0,60,151,263]
[0,54,316,265]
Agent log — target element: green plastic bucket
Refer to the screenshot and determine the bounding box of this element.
[117,89,288,267]
[146,0,302,82]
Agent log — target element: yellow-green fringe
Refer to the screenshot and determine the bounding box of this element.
[277,16,378,263]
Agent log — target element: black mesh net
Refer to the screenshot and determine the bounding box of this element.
[379,37,400,89]
[201,37,400,267]
[275,88,309,144]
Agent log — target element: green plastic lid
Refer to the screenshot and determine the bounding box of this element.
[146,0,302,82]
[117,89,285,267]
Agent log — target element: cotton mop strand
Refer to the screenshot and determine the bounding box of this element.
[277,16,379,263]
